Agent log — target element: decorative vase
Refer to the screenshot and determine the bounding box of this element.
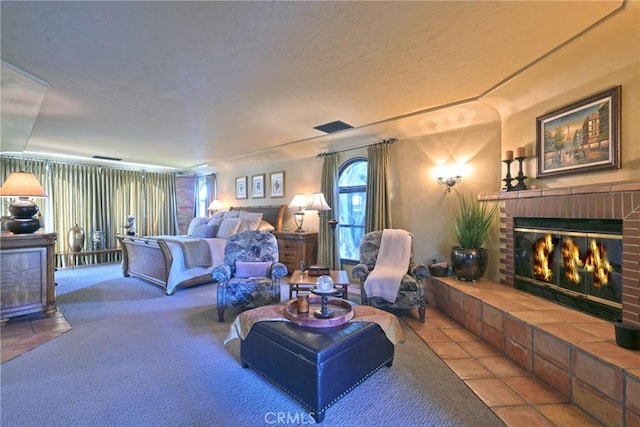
[450,246,488,281]
[68,224,85,252]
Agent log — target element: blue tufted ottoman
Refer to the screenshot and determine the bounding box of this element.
[240,320,394,423]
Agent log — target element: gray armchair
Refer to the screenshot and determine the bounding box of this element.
[352,230,428,322]
[212,230,287,322]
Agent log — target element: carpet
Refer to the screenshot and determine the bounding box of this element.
[0,264,503,426]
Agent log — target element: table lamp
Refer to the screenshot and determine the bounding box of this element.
[0,172,47,234]
[288,193,308,233]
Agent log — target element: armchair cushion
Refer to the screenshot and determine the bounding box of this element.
[235,261,272,278]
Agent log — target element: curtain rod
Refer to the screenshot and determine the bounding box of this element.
[316,137,397,158]
[0,153,177,175]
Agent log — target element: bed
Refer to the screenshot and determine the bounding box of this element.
[117,205,286,295]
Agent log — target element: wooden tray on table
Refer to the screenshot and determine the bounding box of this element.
[285,296,354,328]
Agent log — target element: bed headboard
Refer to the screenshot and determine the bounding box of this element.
[229,205,286,232]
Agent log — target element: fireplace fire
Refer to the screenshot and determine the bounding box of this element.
[514,218,623,322]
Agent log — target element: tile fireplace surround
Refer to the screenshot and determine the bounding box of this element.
[489,180,640,327]
[427,180,639,426]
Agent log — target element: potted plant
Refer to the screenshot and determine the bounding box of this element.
[450,192,499,281]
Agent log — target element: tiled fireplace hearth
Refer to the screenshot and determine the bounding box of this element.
[426,181,639,426]
[492,181,640,327]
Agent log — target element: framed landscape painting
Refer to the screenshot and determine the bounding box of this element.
[270,171,285,198]
[252,174,265,198]
[235,176,247,199]
[536,86,621,178]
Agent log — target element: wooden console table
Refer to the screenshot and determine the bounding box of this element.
[57,248,122,268]
[0,232,58,320]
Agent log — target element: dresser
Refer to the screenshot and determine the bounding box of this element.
[0,232,58,320]
[272,231,318,274]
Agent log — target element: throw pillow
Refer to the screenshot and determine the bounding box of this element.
[187,217,209,236]
[208,217,223,227]
[223,211,240,218]
[237,211,263,232]
[211,211,227,220]
[257,220,275,232]
[235,261,271,278]
[216,218,242,239]
[189,224,218,238]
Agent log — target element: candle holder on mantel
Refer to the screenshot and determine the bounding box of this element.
[512,156,528,191]
[502,159,514,192]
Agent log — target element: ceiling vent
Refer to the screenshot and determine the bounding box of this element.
[313,120,353,134]
[92,155,122,161]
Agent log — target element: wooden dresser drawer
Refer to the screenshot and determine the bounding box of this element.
[272,232,318,274]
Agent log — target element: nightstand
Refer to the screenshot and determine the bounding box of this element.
[272,231,318,274]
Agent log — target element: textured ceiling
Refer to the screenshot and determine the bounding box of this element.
[0,1,625,173]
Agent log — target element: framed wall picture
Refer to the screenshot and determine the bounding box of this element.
[252,174,265,198]
[536,85,621,178]
[235,176,247,199]
[270,171,285,198]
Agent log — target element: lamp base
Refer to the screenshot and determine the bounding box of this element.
[6,218,41,234]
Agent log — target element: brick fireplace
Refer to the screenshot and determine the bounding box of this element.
[490,181,640,327]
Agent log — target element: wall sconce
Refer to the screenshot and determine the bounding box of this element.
[0,171,47,234]
[288,193,308,233]
[437,175,462,193]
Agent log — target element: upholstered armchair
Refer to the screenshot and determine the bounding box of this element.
[352,229,428,322]
[212,230,287,322]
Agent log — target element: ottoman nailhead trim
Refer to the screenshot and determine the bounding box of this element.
[241,356,394,418]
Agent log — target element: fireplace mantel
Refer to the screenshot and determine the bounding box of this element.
[480,180,639,201]
[484,180,640,327]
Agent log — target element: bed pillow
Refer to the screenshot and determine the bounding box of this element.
[223,210,240,218]
[237,211,263,232]
[210,211,227,220]
[235,261,271,278]
[187,217,209,236]
[257,220,275,232]
[216,218,242,239]
[208,217,224,227]
[189,224,218,238]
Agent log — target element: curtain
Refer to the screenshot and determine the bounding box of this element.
[205,174,217,208]
[1,157,177,267]
[318,153,339,269]
[365,142,392,232]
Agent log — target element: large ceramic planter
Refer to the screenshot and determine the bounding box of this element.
[614,321,640,350]
[450,246,488,281]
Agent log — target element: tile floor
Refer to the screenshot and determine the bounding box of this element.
[0,310,72,364]
[403,306,603,426]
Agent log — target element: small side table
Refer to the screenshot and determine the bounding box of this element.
[288,270,350,301]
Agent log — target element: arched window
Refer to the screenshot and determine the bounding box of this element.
[337,158,367,263]
[196,178,209,217]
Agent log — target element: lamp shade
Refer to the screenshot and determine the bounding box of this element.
[306,192,331,211]
[208,200,223,211]
[288,193,308,210]
[0,172,47,197]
